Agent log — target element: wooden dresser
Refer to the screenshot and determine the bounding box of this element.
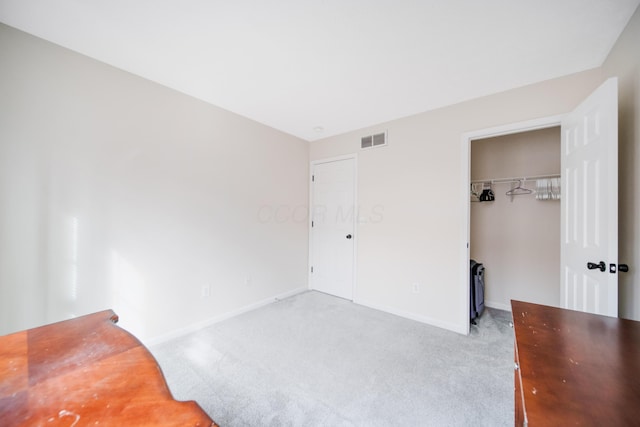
[512,300,640,426]
[0,310,218,427]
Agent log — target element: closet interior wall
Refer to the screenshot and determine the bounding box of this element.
[470,127,561,310]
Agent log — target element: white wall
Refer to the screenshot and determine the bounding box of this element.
[602,6,640,320]
[3,5,638,341]
[309,7,640,331]
[310,70,603,333]
[0,24,309,341]
[471,127,561,310]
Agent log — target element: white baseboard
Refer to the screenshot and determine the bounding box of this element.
[485,300,512,312]
[146,289,502,346]
[146,286,308,346]
[354,298,468,335]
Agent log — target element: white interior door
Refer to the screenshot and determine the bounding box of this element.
[310,157,356,300]
[561,78,618,316]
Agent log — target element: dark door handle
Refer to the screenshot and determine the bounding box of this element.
[346,234,352,239]
[610,263,630,273]
[587,261,606,272]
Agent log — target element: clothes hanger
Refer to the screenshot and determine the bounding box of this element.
[505,179,533,196]
[470,183,482,202]
[470,183,481,198]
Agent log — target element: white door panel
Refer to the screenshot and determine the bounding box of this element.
[561,78,618,316]
[310,157,356,300]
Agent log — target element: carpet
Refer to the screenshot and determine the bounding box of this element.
[151,291,514,426]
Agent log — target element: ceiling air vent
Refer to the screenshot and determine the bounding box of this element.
[361,131,388,149]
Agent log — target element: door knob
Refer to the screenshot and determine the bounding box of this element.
[587,261,606,272]
[610,263,630,273]
[346,234,352,239]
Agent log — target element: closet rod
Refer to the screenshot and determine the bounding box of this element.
[470,173,560,185]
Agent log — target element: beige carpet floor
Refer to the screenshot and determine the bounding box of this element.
[151,291,514,426]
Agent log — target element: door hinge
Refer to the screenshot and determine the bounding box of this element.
[312,175,315,182]
[310,266,314,273]
[311,220,314,227]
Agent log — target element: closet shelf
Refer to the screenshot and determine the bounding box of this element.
[470,173,560,185]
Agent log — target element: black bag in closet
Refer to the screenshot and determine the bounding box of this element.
[470,259,485,325]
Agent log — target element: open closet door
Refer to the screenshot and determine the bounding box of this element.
[561,78,618,317]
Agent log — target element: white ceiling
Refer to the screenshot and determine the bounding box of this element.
[1,1,638,141]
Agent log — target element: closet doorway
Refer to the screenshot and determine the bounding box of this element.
[470,127,561,312]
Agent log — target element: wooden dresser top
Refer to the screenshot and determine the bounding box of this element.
[512,300,640,426]
[0,310,217,427]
